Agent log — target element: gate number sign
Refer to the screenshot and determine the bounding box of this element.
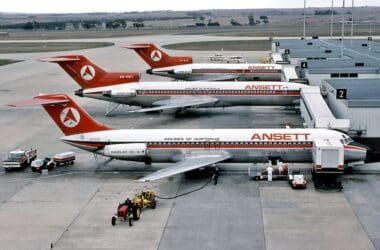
[336,89,347,99]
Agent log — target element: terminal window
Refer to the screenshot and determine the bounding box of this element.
[330,73,358,78]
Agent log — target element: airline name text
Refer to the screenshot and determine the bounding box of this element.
[251,133,311,141]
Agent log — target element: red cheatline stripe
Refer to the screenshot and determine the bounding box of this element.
[137,91,300,96]
[148,144,312,149]
[192,70,282,74]
[63,140,313,150]
[62,141,367,152]
[86,90,301,97]
[344,145,367,152]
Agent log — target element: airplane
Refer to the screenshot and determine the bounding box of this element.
[123,43,282,81]
[40,55,140,88]
[205,49,246,63]
[8,93,367,181]
[76,81,306,113]
[42,55,305,114]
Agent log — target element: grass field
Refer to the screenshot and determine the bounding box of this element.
[0,59,22,66]
[0,42,114,53]
[1,23,379,41]
[163,40,271,51]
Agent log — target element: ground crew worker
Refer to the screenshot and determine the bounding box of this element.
[213,167,220,185]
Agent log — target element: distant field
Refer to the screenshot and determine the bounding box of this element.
[0,59,22,66]
[0,30,171,40]
[163,40,271,51]
[0,42,114,53]
[0,24,379,41]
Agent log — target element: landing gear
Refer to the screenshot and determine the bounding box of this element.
[105,102,121,116]
[312,170,343,191]
[143,157,152,165]
[345,166,353,174]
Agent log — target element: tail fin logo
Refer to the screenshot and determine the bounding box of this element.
[80,65,96,81]
[60,107,80,128]
[150,50,162,62]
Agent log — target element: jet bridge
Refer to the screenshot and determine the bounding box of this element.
[300,86,350,132]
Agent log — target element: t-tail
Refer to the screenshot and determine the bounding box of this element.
[7,94,111,136]
[123,43,192,69]
[40,55,140,89]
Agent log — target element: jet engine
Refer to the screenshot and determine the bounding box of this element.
[103,89,136,98]
[101,143,147,159]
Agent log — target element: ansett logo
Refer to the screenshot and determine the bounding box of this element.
[80,65,95,81]
[150,50,162,62]
[60,107,80,128]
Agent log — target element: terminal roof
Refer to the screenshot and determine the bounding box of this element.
[323,79,380,107]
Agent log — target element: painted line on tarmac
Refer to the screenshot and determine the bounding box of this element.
[1,171,152,183]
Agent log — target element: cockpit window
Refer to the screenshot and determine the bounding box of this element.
[343,138,354,144]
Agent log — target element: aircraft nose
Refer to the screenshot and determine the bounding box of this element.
[349,141,371,151]
[75,89,84,97]
[146,69,153,74]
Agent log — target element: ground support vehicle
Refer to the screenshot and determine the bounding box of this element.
[288,174,307,189]
[31,158,55,172]
[53,152,75,166]
[252,164,289,181]
[132,191,157,209]
[2,148,37,171]
[111,191,157,226]
[111,199,141,226]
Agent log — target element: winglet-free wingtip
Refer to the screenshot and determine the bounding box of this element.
[122,44,152,49]
[136,178,150,183]
[39,56,81,63]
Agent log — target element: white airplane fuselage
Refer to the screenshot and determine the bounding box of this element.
[79,81,305,108]
[62,128,366,164]
[149,63,282,81]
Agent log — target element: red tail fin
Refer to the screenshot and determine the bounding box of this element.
[124,43,192,69]
[40,55,140,89]
[8,94,111,136]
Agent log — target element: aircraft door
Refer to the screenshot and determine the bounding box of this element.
[282,86,288,95]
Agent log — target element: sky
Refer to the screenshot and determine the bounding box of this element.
[2,0,380,13]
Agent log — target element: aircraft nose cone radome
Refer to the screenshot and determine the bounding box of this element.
[75,89,84,97]
[146,69,153,74]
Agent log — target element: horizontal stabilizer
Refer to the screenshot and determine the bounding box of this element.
[39,57,80,63]
[8,93,111,136]
[7,94,69,107]
[122,44,151,49]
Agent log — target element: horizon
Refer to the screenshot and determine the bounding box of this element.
[1,0,380,14]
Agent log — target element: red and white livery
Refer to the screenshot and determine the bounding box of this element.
[42,54,304,113]
[8,94,367,181]
[124,43,282,81]
[40,55,140,88]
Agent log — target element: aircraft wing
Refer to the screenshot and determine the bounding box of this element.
[137,152,230,182]
[131,96,218,113]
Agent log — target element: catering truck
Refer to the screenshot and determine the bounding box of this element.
[312,138,344,173]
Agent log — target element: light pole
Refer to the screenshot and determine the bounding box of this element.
[303,0,306,39]
[350,0,354,46]
[330,0,334,39]
[341,0,345,58]
[369,22,372,51]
